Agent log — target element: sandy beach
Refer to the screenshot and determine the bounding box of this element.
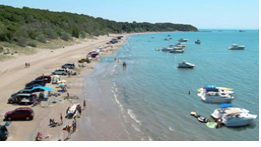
[0,34,129,141]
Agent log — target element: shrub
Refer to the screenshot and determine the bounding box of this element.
[36,34,46,43]
[60,32,71,41]
[27,41,37,47]
[0,46,3,53]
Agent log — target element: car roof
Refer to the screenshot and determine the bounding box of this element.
[16,93,35,96]
[15,107,33,111]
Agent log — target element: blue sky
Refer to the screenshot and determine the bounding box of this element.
[0,0,259,29]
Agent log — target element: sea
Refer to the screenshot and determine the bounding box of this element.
[84,30,259,141]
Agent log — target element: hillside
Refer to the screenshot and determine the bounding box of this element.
[0,5,198,47]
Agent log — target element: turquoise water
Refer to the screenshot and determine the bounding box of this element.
[95,30,259,141]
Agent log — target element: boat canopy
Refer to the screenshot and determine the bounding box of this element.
[219,104,233,108]
[204,85,218,92]
[31,86,52,91]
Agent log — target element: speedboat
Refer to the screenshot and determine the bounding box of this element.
[178,38,188,42]
[211,104,257,127]
[177,60,195,68]
[170,50,184,53]
[197,85,234,103]
[161,47,173,51]
[228,44,245,50]
[174,43,186,47]
[195,40,201,44]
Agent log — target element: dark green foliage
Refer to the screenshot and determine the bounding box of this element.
[0,5,198,47]
[60,32,71,41]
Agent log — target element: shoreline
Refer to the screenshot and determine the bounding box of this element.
[0,34,128,141]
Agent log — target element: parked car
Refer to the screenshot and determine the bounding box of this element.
[87,51,99,58]
[8,93,36,105]
[78,58,91,63]
[4,107,34,121]
[11,89,35,97]
[52,69,67,75]
[25,79,46,89]
[35,75,51,83]
[61,63,75,69]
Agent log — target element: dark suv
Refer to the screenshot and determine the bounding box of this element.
[8,93,36,105]
[61,63,75,69]
[25,79,46,89]
[35,75,51,83]
[5,107,34,121]
[11,89,35,97]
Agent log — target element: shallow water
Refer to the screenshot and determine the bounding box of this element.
[86,30,259,141]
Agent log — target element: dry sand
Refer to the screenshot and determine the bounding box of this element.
[0,34,129,141]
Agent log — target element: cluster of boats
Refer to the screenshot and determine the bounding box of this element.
[197,85,257,127]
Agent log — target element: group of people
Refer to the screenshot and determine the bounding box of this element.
[25,63,30,67]
[114,57,127,70]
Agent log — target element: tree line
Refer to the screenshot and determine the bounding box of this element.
[0,5,198,47]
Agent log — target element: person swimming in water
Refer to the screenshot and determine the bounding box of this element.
[123,61,127,70]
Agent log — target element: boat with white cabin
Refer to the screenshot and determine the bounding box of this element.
[228,44,245,50]
[177,60,195,68]
[197,85,234,103]
[211,104,257,127]
[178,38,188,42]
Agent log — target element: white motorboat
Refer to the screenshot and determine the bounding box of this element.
[178,38,188,42]
[198,85,234,103]
[211,104,257,127]
[228,44,245,50]
[175,42,186,47]
[177,60,195,68]
[161,47,173,51]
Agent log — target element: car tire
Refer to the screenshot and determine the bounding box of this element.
[25,116,30,121]
[7,117,12,121]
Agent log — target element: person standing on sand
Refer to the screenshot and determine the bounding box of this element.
[83,100,86,110]
[60,113,63,125]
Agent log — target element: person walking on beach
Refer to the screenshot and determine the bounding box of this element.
[66,125,72,139]
[72,120,77,133]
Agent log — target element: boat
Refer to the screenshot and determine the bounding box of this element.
[155,49,161,51]
[197,86,233,93]
[195,40,201,44]
[178,38,188,42]
[197,85,234,103]
[66,104,79,119]
[169,45,183,50]
[161,47,173,51]
[228,44,245,50]
[177,60,195,68]
[211,104,257,127]
[170,50,184,53]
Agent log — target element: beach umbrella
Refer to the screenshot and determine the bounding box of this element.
[59,83,65,87]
